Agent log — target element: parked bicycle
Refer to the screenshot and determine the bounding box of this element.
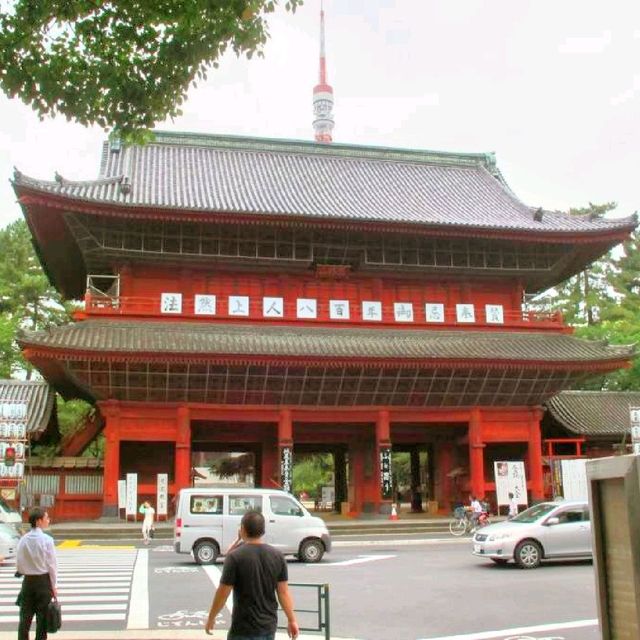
[449,505,491,536]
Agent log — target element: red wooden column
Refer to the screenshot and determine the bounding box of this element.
[175,405,191,493]
[468,409,486,499]
[376,410,393,515]
[277,408,293,493]
[99,401,120,517]
[528,408,545,500]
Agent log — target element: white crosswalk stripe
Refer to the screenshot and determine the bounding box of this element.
[0,548,139,624]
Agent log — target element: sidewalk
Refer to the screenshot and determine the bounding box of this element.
[0,632,356,640]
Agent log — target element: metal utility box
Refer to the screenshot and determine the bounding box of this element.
[586,455,640,640]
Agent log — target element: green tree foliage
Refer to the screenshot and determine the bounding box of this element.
[530,202,640,391]
[0,219,75,378]
[292,454,332,496]
[0,0,302,139]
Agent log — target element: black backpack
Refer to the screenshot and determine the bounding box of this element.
[46,599,62,633]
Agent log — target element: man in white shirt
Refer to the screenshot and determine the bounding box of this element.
[16,507,57,640]
[508,492,519,519]
[469,495,483,525]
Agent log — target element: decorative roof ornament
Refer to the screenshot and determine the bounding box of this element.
[313,0,334,143]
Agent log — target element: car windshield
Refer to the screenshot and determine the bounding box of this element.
[510,502,557,523]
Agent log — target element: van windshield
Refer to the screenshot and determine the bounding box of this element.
[0,497,18,513]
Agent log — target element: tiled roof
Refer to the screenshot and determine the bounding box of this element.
[546,391,640,437]
[0,379,58,439]
[13,132,637,235]
[17,320,634,365]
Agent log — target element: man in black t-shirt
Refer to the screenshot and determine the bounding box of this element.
[205,510,299,640]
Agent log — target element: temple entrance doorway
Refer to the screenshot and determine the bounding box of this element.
[292,444,348,514]
[190,446,258,488]
[391,446,433,513]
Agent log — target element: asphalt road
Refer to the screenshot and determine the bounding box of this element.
[0,537,600,640]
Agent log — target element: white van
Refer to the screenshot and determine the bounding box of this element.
[0,498,22,525]
[174,488,331,564]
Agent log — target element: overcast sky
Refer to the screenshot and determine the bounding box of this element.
[1,0,639,229]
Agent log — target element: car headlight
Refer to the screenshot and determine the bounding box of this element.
[488,532,513,542]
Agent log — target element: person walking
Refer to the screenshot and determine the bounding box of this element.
[16,507,57,640]
[508,492,519,519]
[205,510,299,639]
[139,501,155,545]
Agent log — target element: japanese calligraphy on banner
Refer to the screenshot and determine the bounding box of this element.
[280,447,293,493]
[494,461,528,507]
[157,473,168,516]
[125,473,137,516]
[630,407,640,455]
[379,448,393,500]
[117,480,126,510]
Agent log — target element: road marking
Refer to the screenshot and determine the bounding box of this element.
[202,564,233,614]
[321,554,396,566]
[58,540,81,548]
[334,537,469,547]
[419,618,598,640]
[126,549,148,630]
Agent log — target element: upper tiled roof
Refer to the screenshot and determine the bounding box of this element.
[0,379,59,439]
[13,132,637,235]
[17,320,634,365]
[546,391,640,437]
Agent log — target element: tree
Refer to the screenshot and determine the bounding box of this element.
[0,219,76,378]
[0,0,303,139]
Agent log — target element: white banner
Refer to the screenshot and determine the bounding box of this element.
[494,461,528,506]
[157,473,168,516]
[560,459,588,500]
[117,480,126,510]
[125,473,137,516]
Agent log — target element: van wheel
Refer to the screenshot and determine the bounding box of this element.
[299,539,324,563]
[194,541,219,565]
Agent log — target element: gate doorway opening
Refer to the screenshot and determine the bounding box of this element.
[392,446,433,513]
[191,446,258,488]
[292,445,348,514]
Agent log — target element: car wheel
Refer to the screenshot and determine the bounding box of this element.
[194,540,219,565]
[491,558,509,565]
[299,539,324,563]
[514,540,542,569]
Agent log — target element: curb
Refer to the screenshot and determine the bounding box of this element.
[0,632,356,640]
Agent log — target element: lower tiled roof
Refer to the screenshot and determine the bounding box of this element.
[546,391,640,436]
[0,379,58,439]
[18,320,634,365]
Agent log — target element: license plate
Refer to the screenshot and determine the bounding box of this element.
[473,544,482,554]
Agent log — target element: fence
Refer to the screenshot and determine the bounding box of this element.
[279,583,330,640]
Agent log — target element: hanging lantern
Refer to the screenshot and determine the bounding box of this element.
[4,446,15,467]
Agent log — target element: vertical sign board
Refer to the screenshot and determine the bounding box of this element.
[280,447,292,494]
[157,473,168,517]
[379,448,393,500]
[125,473,137,519]
[494,461,528,506]
[560,459,588,500]
[117,480,126,513]
[630,406,640,455]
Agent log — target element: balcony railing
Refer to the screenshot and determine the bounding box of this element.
[79,292,566,331]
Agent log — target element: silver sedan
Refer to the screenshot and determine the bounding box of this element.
[472,500,592,569]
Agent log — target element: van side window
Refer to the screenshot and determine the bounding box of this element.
[270,495,303,517]
[228,495,262,516]
[190,496,223,514]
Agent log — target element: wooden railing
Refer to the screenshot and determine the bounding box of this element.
[79,293,566,331]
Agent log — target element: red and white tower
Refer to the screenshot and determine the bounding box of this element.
[313,1,335,143]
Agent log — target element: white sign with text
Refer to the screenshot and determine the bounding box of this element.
[494,461,528,506]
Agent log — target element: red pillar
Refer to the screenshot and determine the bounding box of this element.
[100,401,120,517]
[468,409,485,499]
[375,410,393,514]
[175,405,191,494]
[529,409,544,500]
[348,443,365,515]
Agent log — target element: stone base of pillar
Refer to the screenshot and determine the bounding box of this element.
[379,501,392,515]
[102,504,118,517]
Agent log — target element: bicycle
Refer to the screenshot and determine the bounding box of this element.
[449,506,491,536]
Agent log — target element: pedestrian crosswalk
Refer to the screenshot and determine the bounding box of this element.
[0,548,138,625]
